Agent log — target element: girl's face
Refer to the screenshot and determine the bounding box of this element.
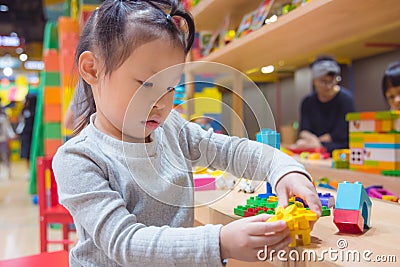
[385,85,400,110]
[93,39,185,142]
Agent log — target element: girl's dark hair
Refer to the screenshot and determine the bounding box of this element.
[74,0,195,134]
[382,61,400,100]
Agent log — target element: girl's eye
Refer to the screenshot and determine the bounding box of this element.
[167,87,175,92]
[137,80,153,88]
[142,81,153,87]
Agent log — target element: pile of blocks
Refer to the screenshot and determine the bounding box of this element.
[333,181,372,234]
[346,111,400,174]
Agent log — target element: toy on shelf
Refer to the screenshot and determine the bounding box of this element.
[346,111,400,174]
[332,149,350,169]
[365,185,399,202]
[333,181,372,234]
[267,205,317,247]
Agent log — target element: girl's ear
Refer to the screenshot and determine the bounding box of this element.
[79,51,99,85]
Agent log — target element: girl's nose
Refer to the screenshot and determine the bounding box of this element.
[152,95,167,109]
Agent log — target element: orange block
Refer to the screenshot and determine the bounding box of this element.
[360,112,376,120]
[376,120,382,132]
[44,87,61,105]
[58,17,79,35]
[43,50,60,72]
[62,74,78,89]
[44,139,62,156]
[44,104,61,122]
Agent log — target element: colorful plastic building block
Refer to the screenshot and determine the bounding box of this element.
[314,177,338,190]
[381,170,400,176]
[267,205,317,247]
[332,149,350,169]
[333,209,364,234]
[334,181,372,233]
[256,128,280,149]
[365,185,399,202]
[318,192,335,208]
[258,182,276,199]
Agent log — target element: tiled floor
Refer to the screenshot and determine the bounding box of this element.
[0,161,75,261]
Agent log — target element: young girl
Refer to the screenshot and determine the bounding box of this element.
[382,61,400,110]
[53,1,321,266]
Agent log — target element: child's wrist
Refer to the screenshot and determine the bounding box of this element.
[219,225,229,260]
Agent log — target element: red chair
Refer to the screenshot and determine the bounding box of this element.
[37,157,75,252]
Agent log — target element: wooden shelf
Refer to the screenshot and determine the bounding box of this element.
[189,0,400,73]
[190,0,261,31]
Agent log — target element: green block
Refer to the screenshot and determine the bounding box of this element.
[321,206,331,216]
[364,160,379,167]
[43,123,62,139]
[265,202,278,209]
[345,112,361,121]
[349,137,364,143]
[375,111,399,120]
[43,22,58,50]
[382,170,400,177]
[41,71,61,86]
[333,161,349,169]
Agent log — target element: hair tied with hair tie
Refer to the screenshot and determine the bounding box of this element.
[166,14,172,20]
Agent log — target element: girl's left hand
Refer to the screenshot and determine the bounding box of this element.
[275,172,322,217]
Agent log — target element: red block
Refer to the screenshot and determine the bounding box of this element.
[333,209,364,234]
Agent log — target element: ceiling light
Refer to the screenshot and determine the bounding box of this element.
[19,53,28,62]
[3,67,13,77]
[0,5,8,12]
[261,65,275,74]
[15,47,23,54]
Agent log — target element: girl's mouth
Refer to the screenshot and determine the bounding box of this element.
[144,119,160,130]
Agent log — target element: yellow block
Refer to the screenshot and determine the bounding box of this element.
[194,87,222,114]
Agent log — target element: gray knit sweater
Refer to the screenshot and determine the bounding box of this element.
[53,110,310,267]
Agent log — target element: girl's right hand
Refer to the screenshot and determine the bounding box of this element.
[219,214,292,262]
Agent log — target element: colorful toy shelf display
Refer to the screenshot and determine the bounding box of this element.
[346,111,400,175]
[29,16,80,194]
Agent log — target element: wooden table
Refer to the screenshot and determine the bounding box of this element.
[295,156,400,195]
[195,185,400,267]
[0,250,69,267]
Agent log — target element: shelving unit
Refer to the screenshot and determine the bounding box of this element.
[185,0,400,136]
[189,0,400,72]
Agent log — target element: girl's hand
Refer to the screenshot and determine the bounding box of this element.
[275,172,322,217]
[220,214,292,261]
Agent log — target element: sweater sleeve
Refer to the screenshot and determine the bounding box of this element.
[53,144,225,267]
[169,111,311,190]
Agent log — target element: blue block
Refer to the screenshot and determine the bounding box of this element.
[318,192,335,208]
[256,128,280,149]
[258,182,276,199]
